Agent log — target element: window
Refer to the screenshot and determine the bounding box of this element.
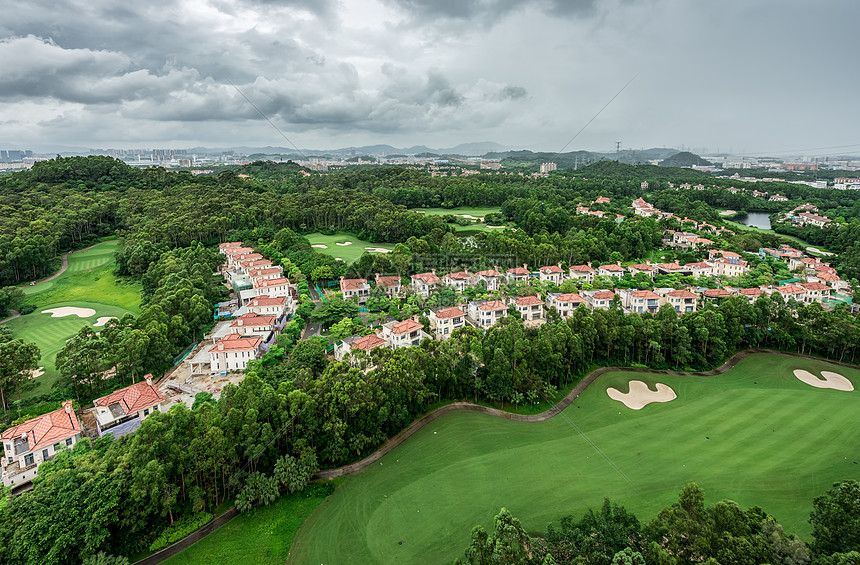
[54,443,61,451]
[143,408,150,417]
[42,449,49,461]
[66,438,73,447]
[24,454,34,466]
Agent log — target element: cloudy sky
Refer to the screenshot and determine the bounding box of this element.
[1,0,858,154]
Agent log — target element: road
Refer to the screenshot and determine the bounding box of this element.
[301,283,323,338]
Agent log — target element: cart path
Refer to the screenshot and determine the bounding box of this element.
[30,240,108,287]
[133,348,858,564]
[0,309,20,325]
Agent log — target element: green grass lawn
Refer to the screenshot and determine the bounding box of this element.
[163,484,337,565]
[3,241,142,399]
[3,302,136,397]
[287,353,860,564]
[412,207,502,219]
[305,233,394,263]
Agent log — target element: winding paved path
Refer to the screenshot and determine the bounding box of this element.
[133,348,858,564]
[28,240,107,287]
[0,309,20,325]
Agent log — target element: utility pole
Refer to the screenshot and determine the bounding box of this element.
[615,141,622,160]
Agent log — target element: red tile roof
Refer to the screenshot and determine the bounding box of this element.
[704,288,731,298]
[435,307,466,319]
[375,275,401,288]
[591,291,615,300]
[340,278,368,291]
[249,295,288,307]
[800,282,830,291]
[224,247,253,255]
[540,265,564,273]
[391,319,423,334]
[506,266,530,275]
[412,272,442,284]
[248,267,283,278]
[230,313,276,328]
[631,290,660,299]
[627,263,654,271]
[1,401,80,453]
[352,334,386,351]
[478,300,508,311]
[776,285,805,294]
[555,293,585,303]
[253,277,289,288]
[210,333,262,352]
[93,377,165,416]
[658,263,684,270]
[685,262,712,269]
[241,260,272,269]
[570,264,595,273]
[445,271,472,280]
[599,264,625,271]
[476,269,502,277]
[515,296,543,306]
[219,242,243,249]
[739,288,764,296]
[668,289,698,298]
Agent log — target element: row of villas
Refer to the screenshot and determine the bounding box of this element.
[184,242,298,375]
[2,377,166,491]
[333,276,839,363]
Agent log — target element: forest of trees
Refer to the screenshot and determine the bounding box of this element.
[2,157,860,563]
[455,481,860,565]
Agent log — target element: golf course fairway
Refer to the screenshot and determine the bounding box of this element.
[287,353,859,564]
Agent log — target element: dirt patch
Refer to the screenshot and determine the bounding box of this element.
[42,306,96,318]
[606,380,677,410]
[793,369,854,391]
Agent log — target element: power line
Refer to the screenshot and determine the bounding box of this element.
[549,74,638,163]
[227,79,309,160]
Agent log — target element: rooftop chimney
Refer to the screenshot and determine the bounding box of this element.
[145,375,153,386]
[63,400,73,414]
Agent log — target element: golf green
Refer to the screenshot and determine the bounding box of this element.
[287,353,860,564]
[306,233,393,263]
[3,301,135,396]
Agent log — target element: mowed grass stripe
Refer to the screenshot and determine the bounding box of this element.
[287,354,860,565]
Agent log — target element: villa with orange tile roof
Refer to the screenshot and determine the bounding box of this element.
[411,271,442,298]
[381,318,429,348]
[229,313,277,336]
[374,274,402,298]
[245,295,290,317]
[568,264,596,283]
[92,375,166,438]
[710,256,749,277]
[538,264,565,285]
[622,289,661,313]
[443,270,475,292]
[546,293,585,318]
[209,333,262,372]
[428,307,468,339]
[799,282,831,304]
[582,290,616,310]
[735,287,765,304]
[340,277,370,304]
[334,333,387,361]
[513,296,544,321]
[475,268,503,291]
[658,288,698,313]
[468,299,508,328]
[597,263,625,280]
[505,264,531,283]
[2,400,81,489]
[219,241,244,252]
[627,263,657,278]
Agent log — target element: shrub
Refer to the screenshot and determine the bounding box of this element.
[148,512,213,552]
[18,304,36,315]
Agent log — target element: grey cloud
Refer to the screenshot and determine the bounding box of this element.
[385,0,598,21]
[499,85,527,100]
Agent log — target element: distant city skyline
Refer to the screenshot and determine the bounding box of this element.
[1,0,858,156]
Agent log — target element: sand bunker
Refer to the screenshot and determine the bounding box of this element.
[93,316,115,327]
[335,241,353,246]
[807,247,834,256]
[486,225,506,229]
[311,244,328,249]
[42,307,96,318]
[793,369,854,391]
[720,210,736,216]
[457,214,483,220]
[365,247,392,253]
[29,367,45,379]
[607,380,677,410]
